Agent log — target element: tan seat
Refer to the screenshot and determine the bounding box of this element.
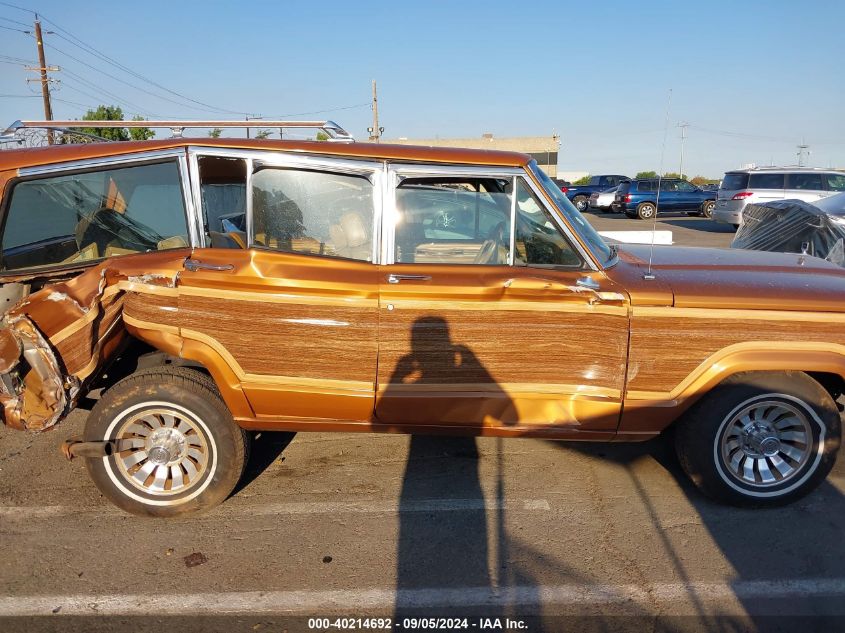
[329,213,371,260]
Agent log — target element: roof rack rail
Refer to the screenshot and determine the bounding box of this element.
[0,119,355,144]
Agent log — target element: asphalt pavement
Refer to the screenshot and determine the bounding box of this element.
[2,212,843,633]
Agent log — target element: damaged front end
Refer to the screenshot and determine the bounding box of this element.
[0,250,190,431]
[0,315,73,430]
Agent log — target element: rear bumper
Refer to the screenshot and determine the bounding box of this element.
[711,204,742,225]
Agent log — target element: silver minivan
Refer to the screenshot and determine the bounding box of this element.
[712,167,845,227]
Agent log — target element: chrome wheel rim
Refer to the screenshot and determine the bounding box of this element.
[719,399,813,488]
[576,199,587,211]
[641,205,654,217]
[112,407,210,496]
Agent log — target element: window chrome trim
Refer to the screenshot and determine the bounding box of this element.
[18,149,188,177]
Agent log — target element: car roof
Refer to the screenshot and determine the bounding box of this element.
[0,138,532,171]
[725,167,845,175]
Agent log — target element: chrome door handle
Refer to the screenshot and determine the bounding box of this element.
[184,258,234,272]
[387,274,431,284]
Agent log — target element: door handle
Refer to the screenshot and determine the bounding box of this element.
[184,258,234,272]
[387,274,431,284]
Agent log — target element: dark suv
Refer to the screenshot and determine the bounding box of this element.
[613,178,716,220]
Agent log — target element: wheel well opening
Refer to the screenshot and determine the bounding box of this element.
[91,338,209,393]
[807,371,845,403]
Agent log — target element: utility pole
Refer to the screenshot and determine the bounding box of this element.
[678,121,689,179]
[29,17,57,144]
[797,139,810,167]
[368,80,383,142]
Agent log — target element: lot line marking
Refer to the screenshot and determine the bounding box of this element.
[2,579,845,616]
[0,498,551,520]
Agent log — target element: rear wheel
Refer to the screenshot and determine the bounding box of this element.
[675,371,840,507]
[573,195,589,212]
[84,367,249,517]
[636,202,656,220]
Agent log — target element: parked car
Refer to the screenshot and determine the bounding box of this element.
[712,167,845,228]
[612,178,716,219]
[562,174,629,211]
[731,193,845,267]
[0,125,843,516]
[588,185,620,212]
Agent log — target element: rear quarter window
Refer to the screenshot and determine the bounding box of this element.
[1,160,190,272]
[636,181,655,192]
[721,173,749,190]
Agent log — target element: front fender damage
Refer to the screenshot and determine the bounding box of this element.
[0,249,190,431]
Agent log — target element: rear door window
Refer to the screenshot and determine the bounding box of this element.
[748,173,785,189]
[1,160,190,272]
[787,173,824,190]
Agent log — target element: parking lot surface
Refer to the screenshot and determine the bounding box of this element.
[1,212,843,632]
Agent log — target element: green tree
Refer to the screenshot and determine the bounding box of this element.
[636,170,658,179]
[254,129,272,140]
[691,175,718,186]
[208,128,223,138]
[73,106,153,142]
[663,172,687,180]
[572,174,592,185]
[315,131,330,141]
[129,115,155,141]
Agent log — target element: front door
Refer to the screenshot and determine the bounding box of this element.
[177,151,382,423]
[376,167,629,436]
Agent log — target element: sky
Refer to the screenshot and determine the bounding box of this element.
[1,0,844,178]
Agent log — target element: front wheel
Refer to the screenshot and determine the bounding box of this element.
[675,371,840,507]
[701,200,716,218]
[84,367,249,517]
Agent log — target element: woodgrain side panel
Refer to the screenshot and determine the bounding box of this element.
[628,313,845,393]
[122,291,179,328]
[178,295,377,382]
[378,307,628,390]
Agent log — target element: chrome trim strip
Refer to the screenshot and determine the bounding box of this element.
[176,153,200,248]
[508,176,517,266]
[186,149,205,247]
[18,149,188,177]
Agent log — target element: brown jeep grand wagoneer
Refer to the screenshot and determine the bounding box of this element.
[0,120,842,516]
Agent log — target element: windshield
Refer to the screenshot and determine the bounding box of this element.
[528,161,614,266]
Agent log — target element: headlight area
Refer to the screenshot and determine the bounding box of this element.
[0,317,72,431]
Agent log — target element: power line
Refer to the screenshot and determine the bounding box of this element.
[0,1,36,14]
[0,23,28,32]
[0,14,30,27]
[40,20,250,115]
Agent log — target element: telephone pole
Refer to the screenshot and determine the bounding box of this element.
[29,17,57,144]
[368,80,383,142]
[678,121,689,178]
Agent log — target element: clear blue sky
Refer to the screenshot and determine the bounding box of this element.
[1,0,844,178]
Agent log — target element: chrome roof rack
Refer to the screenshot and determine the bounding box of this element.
[0,119,355,144]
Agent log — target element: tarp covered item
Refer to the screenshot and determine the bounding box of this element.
[731,194,845,268]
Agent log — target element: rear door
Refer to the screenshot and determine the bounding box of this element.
[749,172,786,203]
[177,150,382,423]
